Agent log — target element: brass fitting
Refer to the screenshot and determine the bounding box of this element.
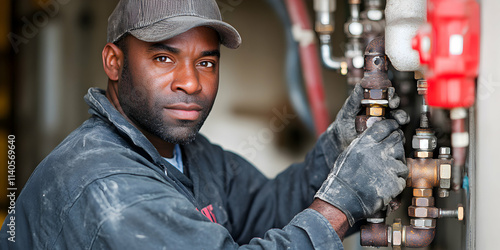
[366,105,385,116]
[413,188,433,197]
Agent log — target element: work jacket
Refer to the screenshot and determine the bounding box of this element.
[0,88,344,249]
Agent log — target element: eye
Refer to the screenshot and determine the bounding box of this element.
[198,61,214,68]
[155,56,173,63]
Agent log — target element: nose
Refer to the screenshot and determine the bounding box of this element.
[171,63,202,95]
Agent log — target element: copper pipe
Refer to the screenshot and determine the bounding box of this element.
[360,223,389,247]
[404,226,436,248]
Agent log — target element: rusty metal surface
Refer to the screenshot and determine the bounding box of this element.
[355,115,384,134]
[408,206,439,218]
[412,188,433,197]
[406,158,439,189]
[404,226,436,248]
[360,223,389,247]
[364,88,388,99]
[359,36,392,89]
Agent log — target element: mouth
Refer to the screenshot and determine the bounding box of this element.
[165,103,202,121]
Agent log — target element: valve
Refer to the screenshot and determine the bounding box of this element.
[412,0,480,108]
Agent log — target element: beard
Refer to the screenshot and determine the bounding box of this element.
[117,57,213,145]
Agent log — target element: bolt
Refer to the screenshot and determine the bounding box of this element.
[439,147,451,156]
[439,205,464,221]
[438,189,450,198]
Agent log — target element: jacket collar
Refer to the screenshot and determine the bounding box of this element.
[84,88,165,166]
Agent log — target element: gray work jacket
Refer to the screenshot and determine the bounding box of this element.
[0,88,344,249]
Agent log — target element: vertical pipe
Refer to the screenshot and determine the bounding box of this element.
[285,0,330,135]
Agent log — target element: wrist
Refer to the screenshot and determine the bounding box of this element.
[309,199,349,240]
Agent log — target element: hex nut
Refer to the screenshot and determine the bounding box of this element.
[367,106,385,116]
[408,206,439,218]
[440,164,452,179]
[412,135,438,151]
[412,197,435,207]
[413,188,433,197]
[364,88,387,100]
[415,151,433,158]
[440,163,452,189]
[411,218,436,229]
[392,220,402,246]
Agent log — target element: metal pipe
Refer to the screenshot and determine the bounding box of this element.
[360,222,390,247]
[319,35,345,71]
[314,0,346,71]
[349,2,360,21]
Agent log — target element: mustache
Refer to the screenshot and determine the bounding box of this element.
[155,93,213,109]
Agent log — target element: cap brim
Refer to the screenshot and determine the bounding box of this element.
[129,16,241,49]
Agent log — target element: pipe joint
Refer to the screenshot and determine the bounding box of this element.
[319,35,347,71]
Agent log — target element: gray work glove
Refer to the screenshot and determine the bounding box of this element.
[315,119,408,226]
[326,84,409,153]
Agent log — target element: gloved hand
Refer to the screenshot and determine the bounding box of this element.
[315,119,408,226]
[325,84,364,151]
[325,84,409,153]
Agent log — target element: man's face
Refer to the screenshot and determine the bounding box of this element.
[117,27,220,144]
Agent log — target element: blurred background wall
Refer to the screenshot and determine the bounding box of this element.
[1,0,350,234]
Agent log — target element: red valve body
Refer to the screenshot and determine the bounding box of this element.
[413,0,480,108]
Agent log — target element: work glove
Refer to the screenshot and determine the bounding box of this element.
[325,84,409,154]
[315,119,408,226]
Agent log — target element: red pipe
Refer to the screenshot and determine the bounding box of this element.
[285,0,330,136]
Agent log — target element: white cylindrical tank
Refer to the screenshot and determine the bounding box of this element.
[385,0,426,71]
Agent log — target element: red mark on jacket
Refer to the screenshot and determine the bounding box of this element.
[199,204,217,223]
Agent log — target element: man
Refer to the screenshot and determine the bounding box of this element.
[1,0,409,249]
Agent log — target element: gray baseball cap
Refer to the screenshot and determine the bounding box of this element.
[107,0,242,49]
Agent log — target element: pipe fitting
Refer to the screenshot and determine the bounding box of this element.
[313,0,336,34]
[360,37,391,89]
[404,226,436,248]
[318,34,347,71]
[407,159,439,189]
[360,222,390,247]
[314,0,346,71]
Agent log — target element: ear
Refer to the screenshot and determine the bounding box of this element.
[102,43,124,81]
